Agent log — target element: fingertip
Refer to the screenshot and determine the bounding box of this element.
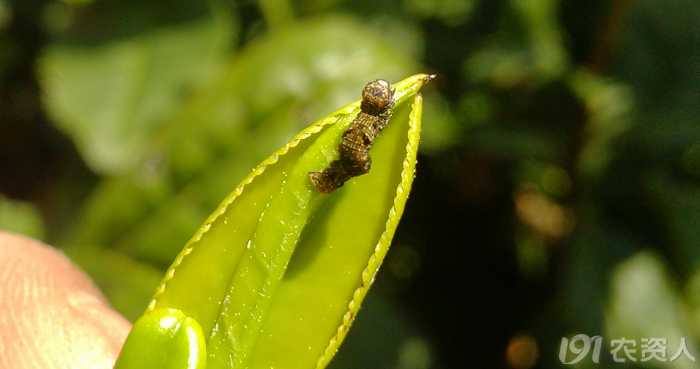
[0,232,131,369]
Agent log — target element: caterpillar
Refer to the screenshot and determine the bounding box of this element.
[308,79,395,193]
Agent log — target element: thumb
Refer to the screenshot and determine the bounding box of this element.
[0,231,131,369]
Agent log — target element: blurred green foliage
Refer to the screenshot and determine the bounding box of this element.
[1,0,700,368]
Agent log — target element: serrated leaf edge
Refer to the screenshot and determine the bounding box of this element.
[146,105,357,311]
[314,93,423,369]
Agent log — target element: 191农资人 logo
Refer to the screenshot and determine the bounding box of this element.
[559,334,695,364]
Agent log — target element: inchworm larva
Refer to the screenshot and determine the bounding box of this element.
[308,79,395,193]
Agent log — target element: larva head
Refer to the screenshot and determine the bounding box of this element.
[361,79,395,114]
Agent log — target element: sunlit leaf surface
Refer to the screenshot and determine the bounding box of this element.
[124,75,431,369]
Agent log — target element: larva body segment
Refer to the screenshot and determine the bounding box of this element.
[308,79,395,193]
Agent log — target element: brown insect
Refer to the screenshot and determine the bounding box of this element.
[308,79,395,193]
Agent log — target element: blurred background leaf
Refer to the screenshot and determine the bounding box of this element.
[1,0,700,368]
[39,11,235,175]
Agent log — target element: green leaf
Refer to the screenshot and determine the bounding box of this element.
[114,308,207,369]
[64,16,419,266]
[119,74,432,368]
[61,17,424,319]
[0,194,45,240]
[39,12,236,175]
